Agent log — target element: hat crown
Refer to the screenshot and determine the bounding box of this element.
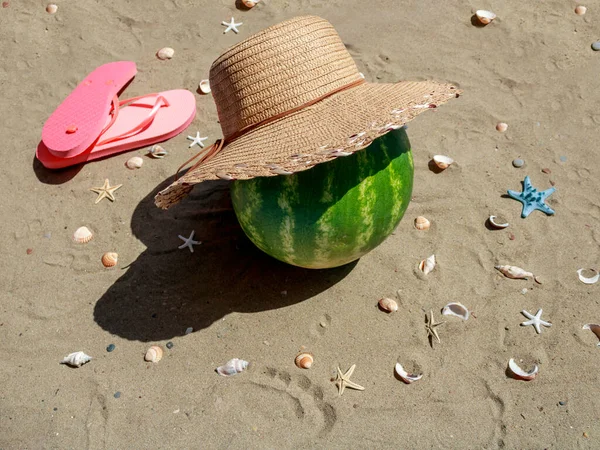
[209,16,362,139]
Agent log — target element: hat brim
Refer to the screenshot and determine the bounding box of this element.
[155,80,460,209]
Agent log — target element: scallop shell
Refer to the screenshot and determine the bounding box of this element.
[216,358,249,376]
[378,297,398,313]
[441,302,470,320]
[496,122,508,132]
[144,345,163,363]
[101,252,118,268]
[125,156,143,169]
[488,215,509,229]
[476,10,496,25]
[432,155,454,170]
[242,0,261,7]
[495,265,540,283]
[583,324,600,346]
[73,226,93,244]
[148,144,168,158]
[575,5,586,15]
[295,352,314,369]
[577,268,599,284]
[508,358,538,381]
[419,254,436,275]
[157,47,175,60]
[394,362,423,384]
[60,351,92,367]
[198,79,211,94]
[414,216,431,231]
[46,3,57,14]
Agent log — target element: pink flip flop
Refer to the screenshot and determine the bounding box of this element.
[36,89,197,169]
[41,61,138,158]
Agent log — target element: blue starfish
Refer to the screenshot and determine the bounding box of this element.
[507,176,555,218]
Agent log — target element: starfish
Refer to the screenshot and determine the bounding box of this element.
[334,364,365,396]
[425,310,444,345]
[178,230,201,253]
[90,179,123,204]
[187,132,208,148]
[222,17,242,34]
[507,176,555,218]
[520,309,552,334]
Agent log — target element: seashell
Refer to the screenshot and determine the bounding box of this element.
[419,254,436,275]
[394,362,423,384]
[198,79,211,94]
[575,5,586,15]
[508,358,538,381]
[148,144,168,158]
[60,351,92,368]
[432,155,454,170]
[144,345,163,363]
[156,47,174,60]
[496,122,508,132]
[488,215,509,229]
[73,226,93,244]
[378,297,398,313]
[414,216,431,231]
[242,0,261,7]
[495,265,541,284]
[583,324,600,346]
[46,3,57,14]
[101,252,118,268]
[295,352,314,369]
[475,10,496,25]
[441,302,469,320]
[216,358,249,376]
[577,268,599,285]
[125,156,143,169]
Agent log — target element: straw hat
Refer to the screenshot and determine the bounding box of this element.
[155,15,461,209]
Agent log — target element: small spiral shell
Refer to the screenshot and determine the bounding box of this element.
[414,216,430,231]
[216,358,249,376]
[101,252,118,268]
[144,346,163,363]
[295,352,314,369]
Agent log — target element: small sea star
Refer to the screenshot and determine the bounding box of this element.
[334,364,365,396]
[187,132,208,148]
[222,17,242,34]
[507,176,555,218]
[520,309,552,334]
[90,179,123,204]
[425,310,444,345]
[178,230,201,253]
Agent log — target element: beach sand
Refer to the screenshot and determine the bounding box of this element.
[2,0,600,448]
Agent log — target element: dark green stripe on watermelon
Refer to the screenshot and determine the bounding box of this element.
[230,128,414,269]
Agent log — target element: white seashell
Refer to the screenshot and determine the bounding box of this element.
[198,79,211,94]
[216,358,249,376]
[295,352,314,369]
[125,156,143,169]
[577,268,599,284]
[144,345,163,363]
[157,47,175,60]
[419,254,436,275]
[46,3,58,14]
[148,144,168,158]
[496,122,508,132]
[414,216,431,231]
[442,302,469,320]
[60,351,92,368]
[242,0,261,7]
[73,226,93,244]
[583,324,600,346]
[575,5,586,15]
[488,215,509,229]
[508,358,538,381]
[378,297,398,313]
[394,362,423,384]
[495,265,541,284]
[101,252,118,268]
[432,155,454,170]
[476,10,496,25]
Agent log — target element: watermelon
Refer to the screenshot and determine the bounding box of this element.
[230,128,414,269]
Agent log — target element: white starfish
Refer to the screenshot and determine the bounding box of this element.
[222,17,242,34]
[520,309,552,334]
[178,230,201,253]
[187,132,208,148]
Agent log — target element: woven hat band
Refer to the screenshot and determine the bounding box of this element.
[209,16,362,138]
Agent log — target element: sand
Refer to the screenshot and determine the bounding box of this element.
[2,0,600,448]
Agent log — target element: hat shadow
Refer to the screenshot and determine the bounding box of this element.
[92,176,357,342]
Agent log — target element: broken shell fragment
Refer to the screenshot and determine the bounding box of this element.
[156,47,175,60]
[419,254,436,275]
[577,268,599,285]
[125,156,143,169]
[295,352,314,369]
[46,3,57,14]
[488,215,509,229]
[60,351,92,368]
[508,358,538,381]
[148,144,168,158]
[144,345,163,363]
[495,265,540,284]
[583,324,600,346]
[432,155,454,170]
[73,226,93,244]
[442,302,469,320]
[101,252,118,268]
[216,358,249,376]
[242,0,261,7]
[198,79,211,94]
[378,297,398,313]
[394,362,423,384]
[414,216,431,231]
[476,10,496,25]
